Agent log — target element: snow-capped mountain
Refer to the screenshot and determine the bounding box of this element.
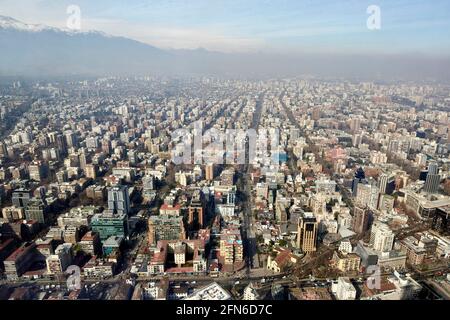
[0,15,111,36]
[0,15,53,32]
[0,15,448,80]
[0,15,173,76]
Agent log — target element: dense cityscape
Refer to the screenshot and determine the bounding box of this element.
[0,77,449,301]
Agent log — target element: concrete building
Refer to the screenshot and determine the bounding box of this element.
[12,189,31,208]
[91,211,129,241]
[184,282,231,300]
[24,197,47,224]
[107,185,130,215]
[4,243,38,280]
[352,206,370,235]
[148,215,185,246]
[398,236,427,266]
[78,231,101,255]
[332,277,357,300]
[2,206,24,222]
[219,228,243,265]
[188,190,205,231]
[370,221,395,253]
[84,164,98,179]
[205,163,214,181]
[243,283,259,300]
[332,251,361,272]
[46,243,73,274]
[297,212,318,253]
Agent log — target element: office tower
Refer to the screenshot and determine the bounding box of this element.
[370,221,395,252]
[188,190,205,231]
[352,206,370,235]
[205,163,214,181]
[378,173,395,195]
[91,211,129,241]
[147,215,185,245]
[24,198,47,224]
[424,161,440,194]
[297,212,318,253]
[107,185,130,215]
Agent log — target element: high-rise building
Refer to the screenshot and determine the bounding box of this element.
[25,198,47,224]
[79,152,87,170]
[4,243,38,280]
[91,211,129,241]
[332,277,357,300]
[378,173,395,195]
[370,221,395,252]
[351,167,365,196]
[78,231,101,255]
[28,162,43,182]
[188,190,205,231]
[0,142,7,157]
[46,243,73,274]
[219,228,243,265]
[297,212,318,253]
[2,206,24,222]
[12,189,31,208]
[352,206,370,235]
[147,215,185,245]
[349,118,361,132]
[85,164,98,179]
[424,162,440,194]
[107,185,130,215]
[205,163,214,181]
[311,107,321,121]
[355,183,379,209]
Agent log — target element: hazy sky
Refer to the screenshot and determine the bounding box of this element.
[1,0,450,54]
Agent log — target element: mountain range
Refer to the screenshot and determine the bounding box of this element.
[1,15,449,81]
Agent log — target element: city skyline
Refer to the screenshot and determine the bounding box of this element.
[0,0,449,307]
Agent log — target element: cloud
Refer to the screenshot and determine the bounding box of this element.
[83,19,266,52]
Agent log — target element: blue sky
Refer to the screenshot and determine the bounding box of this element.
[1,0,450,54]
